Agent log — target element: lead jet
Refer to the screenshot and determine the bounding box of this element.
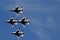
[6,16,17,28]
[10,6,23,16]
[11,28,24,40]
[18,17,30,27]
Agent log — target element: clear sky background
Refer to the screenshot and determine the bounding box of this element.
[0,0,60,40]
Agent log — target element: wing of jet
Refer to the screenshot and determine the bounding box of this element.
[15,6,19,10]
[22,17,26,21]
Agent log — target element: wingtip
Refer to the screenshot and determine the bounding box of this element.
[10,16,14,19]
[11,25,14,28]
[16,13,19,16]
[23,16,26,19]
[23,25,26,28]
[16,5,19,8]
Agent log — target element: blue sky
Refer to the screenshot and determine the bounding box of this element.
[0,0,60,40]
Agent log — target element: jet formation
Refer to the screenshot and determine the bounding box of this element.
[6,3,30,40]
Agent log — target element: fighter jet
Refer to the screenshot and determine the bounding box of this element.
[11,28,24,40]
[10,6,23,16]
[18,17,30,27]
[6,16,17,28]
